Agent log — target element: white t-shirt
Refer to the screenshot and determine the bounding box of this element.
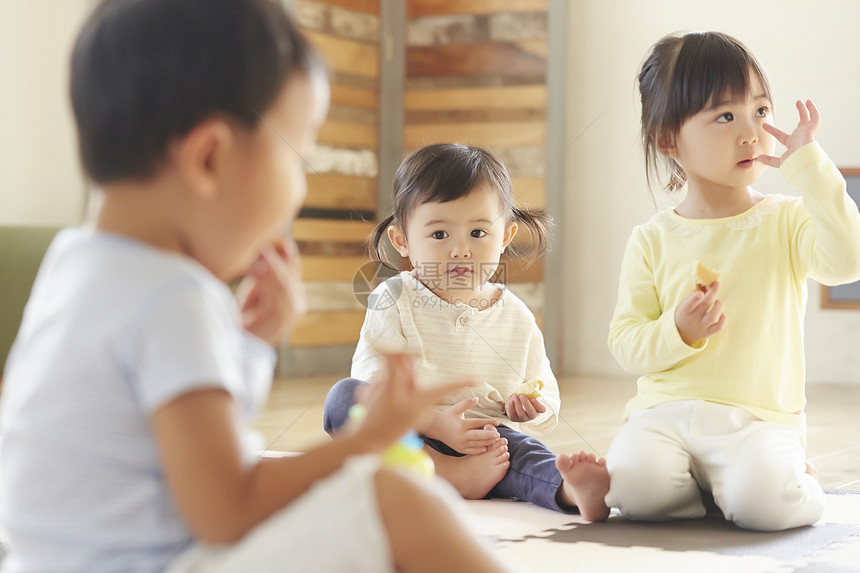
[351,271,559,436]
[0,228,275,572]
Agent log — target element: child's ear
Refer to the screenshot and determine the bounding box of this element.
[173,119,234,200]
[501,221,518,253]
[387,225,409,257]
[655,130,677,158]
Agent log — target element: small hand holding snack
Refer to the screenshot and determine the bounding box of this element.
[675,261,727,346]
[506,378,547,423]
[236,238,307,346]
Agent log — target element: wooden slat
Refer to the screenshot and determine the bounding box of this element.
[305,30,379,78]
[322,0,378,14]
[301,256,370,281]
[293,219,375,243]
[406,74,547,90]
[296,241,367,257]
[331,83,378,109]
[511,176,545,210]
[333,71,379,91]
[329,103,378,126]
[499,259,544,283]
[405,85,546,111]
[305,174,377,211]
[407,42,545,77]
[318,119,378,148]
[404,121,545,147]
[408,0,547,17]
[405,108,545,124]
[290,310,366,346]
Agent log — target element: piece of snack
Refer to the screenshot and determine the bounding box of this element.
[692,261,721,292]
[513,378,544,399]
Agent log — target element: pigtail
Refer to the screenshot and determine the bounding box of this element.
[367,214,401,270]
[507,205,553,263]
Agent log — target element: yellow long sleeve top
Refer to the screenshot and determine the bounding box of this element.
[608,142,860,439]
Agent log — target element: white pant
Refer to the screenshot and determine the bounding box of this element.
[167,455,395,573]
[605,400,824,531]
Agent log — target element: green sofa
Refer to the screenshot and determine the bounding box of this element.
[0,226,62,375]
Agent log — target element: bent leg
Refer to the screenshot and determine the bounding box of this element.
[322,377,367,435]
[488,427,565,511]
[605,404,705,521]
[168,457,515,573]
[709,422,824,531]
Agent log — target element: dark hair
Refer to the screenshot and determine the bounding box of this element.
[71,0,324,183]
[370,143,552,270]
[639,31,773,193]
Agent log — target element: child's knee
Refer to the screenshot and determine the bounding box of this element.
[720,473,824,531]
[323,378,365,434]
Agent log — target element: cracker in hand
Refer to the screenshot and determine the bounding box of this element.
[512,378,544,399]
[692,261,721,292]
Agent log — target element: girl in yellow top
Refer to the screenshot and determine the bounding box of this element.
[604,31,860,531]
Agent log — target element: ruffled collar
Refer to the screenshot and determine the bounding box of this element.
[655,194,784,236]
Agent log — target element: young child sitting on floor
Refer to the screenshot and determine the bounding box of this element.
[324,143,611,521]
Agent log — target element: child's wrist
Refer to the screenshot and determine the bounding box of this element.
[343,425,392,456]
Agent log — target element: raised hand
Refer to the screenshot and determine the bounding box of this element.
[674,281,727,346]
[505,393,547,423]
[236,239,306,346]
[421,397,501,454]
[759,99,821,168]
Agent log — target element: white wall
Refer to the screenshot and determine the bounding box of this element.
[0,1,92,227]
[563,0,860,384]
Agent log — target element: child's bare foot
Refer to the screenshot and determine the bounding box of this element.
[556,451,611,522]
[429,439,510,499]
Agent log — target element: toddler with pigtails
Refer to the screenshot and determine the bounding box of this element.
[324,143,611,521]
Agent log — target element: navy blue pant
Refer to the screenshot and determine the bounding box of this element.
[323,377,574,513]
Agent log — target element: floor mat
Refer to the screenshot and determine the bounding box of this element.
[467,489,860,572]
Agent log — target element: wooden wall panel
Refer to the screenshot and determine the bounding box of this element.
[304,30,379,78]
[302,256,369,282]
[404,121,545,148]
[407,43,546,77]
[331,84,378,109]
[291,0,380,360]
[408,0,547,18]
[293,219,375,243]
[405,85,546,111]
[304,174,377,211]
[318,120,379,148]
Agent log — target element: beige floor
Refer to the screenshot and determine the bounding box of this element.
[254,374,860,491]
